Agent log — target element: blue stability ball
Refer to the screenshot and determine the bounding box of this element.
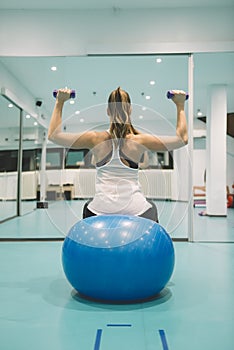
[62,215,175,302]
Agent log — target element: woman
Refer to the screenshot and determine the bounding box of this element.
[48,87,188,222]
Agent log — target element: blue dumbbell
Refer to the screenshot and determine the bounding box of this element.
[53,89,76,99]
[167,91,189,100]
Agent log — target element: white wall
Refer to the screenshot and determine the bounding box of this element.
[0,7,233,56]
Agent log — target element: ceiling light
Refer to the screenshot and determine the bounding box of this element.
[51,66,57,71]
[197,109,203,117]
[34,121,38,126]
[8,103,13,108]
[142,106,146,111]
[75,110,80,115]
[139,115,144,119]
[156,58,162,63]
[25,114,31,119]
[80,118,84,123]
[70,100,75,105]
[150,80,155,85]
[145,95,151,100]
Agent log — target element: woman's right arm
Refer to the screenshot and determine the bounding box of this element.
[48,88,97,149]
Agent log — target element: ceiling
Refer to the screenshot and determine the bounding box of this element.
[1,0,233,10]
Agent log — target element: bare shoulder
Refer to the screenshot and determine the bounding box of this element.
[91,130,111,146]
[126,133,153,144]
[126,133,166,151]
[70,130,110,149]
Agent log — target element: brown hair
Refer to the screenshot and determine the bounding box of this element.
[108,87,138,139]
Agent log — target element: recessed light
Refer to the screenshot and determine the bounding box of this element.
[142,106,147,111]
[145,95,151,100]
[25,114,31,119]
[34,122,38,126]
[150,80,155,85]
[51,66,57,71]
[70,100,75,105]
[80,118,84,123]
[156,58,162,63]
[139,115,144,119]
[197,109,203,117]
[75,110,80,115]
[8,103,13,108]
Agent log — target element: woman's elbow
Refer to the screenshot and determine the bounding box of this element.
[48,131,57,143]
[47,133,53,142]
[176,132,188,146]
[183,135,188,145]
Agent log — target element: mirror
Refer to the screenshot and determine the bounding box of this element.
[21,110,42,216]
[0,94,20,222]
[0,52,233,242]
[0,54,190,239]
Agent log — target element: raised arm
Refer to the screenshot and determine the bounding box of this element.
[135,90,188,151]
[173,91,188,145]
[48,88,96,149]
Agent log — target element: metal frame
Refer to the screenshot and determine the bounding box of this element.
[188,54,194,241]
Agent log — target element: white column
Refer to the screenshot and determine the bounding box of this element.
[206,85,227,216]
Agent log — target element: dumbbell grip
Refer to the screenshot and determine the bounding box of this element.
[167,91,189,100]
[53,90,76,99]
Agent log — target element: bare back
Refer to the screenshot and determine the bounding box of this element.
[91,131,147,168]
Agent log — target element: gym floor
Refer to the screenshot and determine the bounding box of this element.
[0,200,233,350]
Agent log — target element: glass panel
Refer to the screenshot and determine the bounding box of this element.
[0,54,189,240]
[0,94,20,222]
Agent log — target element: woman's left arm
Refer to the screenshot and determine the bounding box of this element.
[134,90,188,151]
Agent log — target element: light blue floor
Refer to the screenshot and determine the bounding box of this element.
[0,241,233,350]
[0,200,233,242]
[193,207,234,242]
[1,199,189,239]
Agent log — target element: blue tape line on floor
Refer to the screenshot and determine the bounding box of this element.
[94,329,102,350]
[106,324,132,327]
[159,329,169,350]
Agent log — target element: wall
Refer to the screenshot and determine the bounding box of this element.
[0,7,234,56]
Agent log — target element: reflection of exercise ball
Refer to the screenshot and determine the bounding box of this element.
[62,215,175,302]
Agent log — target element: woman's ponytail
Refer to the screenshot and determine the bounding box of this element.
[108,87,138,139]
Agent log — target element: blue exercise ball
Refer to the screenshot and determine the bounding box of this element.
[62,215,175,302]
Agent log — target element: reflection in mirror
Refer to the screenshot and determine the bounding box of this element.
[0,54,189,239]
[0,94,20,222]
[21,111,43,215]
